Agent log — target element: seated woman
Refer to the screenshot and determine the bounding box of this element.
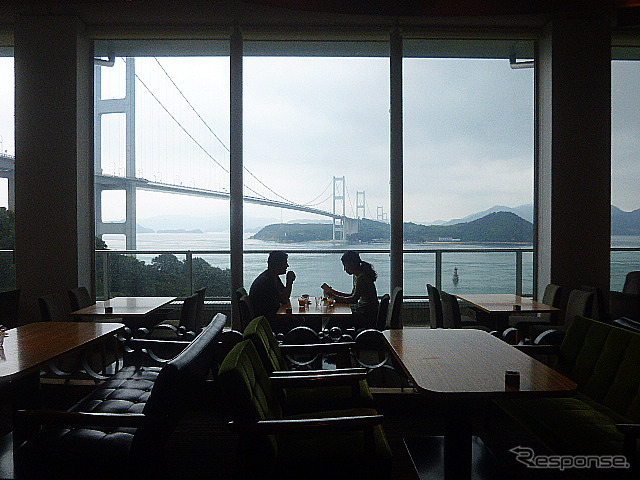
[323,251,379,331]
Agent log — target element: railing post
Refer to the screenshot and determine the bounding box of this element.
[104,251,111,299]
[187,251,193,295]
[435,250,442,292]
[516,250,523,296]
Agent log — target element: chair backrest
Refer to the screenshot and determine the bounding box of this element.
[234,287,248,310]
[68,286,92,312]
[563,289,594,329]
[38,293,69,322]
[623,271,640,295]
[375,294,390,330]
[426,284,443,328]
[555,315,640,422]
[178,292,200,332]
[218,339,282,457]
[578,285,606,321]
[193,287,206,333]
[0,289,20,328]
[243,315,287,373]
[440,291,461,328]
[385,287,403,330]
[238,294,255,332]
[542,284,564,307]
[132,313,227,456]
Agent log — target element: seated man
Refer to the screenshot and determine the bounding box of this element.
[249,251,296,331]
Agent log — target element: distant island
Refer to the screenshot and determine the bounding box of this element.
[253,211,534,244]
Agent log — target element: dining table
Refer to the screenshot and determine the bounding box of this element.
[276,296,353,332]
[383,327,576,480]
[70,296,176,329]
[455,293,560,332]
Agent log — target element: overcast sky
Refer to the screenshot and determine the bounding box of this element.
[1,55,639,225]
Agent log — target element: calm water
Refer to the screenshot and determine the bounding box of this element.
[101,233,640,297]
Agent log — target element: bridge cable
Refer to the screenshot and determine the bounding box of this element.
[345,183,356,218]
[132,68,270,200]
[300,179,332,206]
[152,58,301,206]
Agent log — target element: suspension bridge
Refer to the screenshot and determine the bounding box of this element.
[1,57,386,247]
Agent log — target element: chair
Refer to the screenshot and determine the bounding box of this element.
[282,325,321,369]
[384,287,402,330]
[375,294,390,330]
[193,287,207,333]
[426,284,443,328]
[243,316,374,414]
[0,288,20,329]
[509,283,563,339]
[611,272,640,329]
[38,293,69,322]
[68,286,92,312]
[440,291,491,331]
[218,339,392,480]
[532,288,594,344]
[238,294,255,332]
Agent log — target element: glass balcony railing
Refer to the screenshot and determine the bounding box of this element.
[94,247,536,300]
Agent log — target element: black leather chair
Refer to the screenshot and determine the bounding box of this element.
[38,293,69,322]
[384,287,402,330]
[238,293,256,332]
[426,284,443,328]
[68,286,92,312]
[0,288,20,328]
[441,291,491,331]
[531,288,594,344]
[509,283,563,340]
[15,313,227,480]
[375,294,390,330]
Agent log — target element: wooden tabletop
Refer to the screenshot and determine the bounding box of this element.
[455,294,560,314]
[0,322,124,382]
[277,296,353,316]
[70,296,176,317]
[383,328,576,398]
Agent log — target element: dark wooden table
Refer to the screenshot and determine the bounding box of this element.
[70,296,176,328]
[455,293,560,332]
[0,321,125,383]
[383,328,576,480]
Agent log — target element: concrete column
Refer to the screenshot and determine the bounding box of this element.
[536,13,611,301]
[230,26,243,329]
[14,15,94,321]
[390,30,404,299]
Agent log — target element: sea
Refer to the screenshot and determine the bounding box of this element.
[101,233,640,297]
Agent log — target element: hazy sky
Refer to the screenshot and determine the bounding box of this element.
[1,55,639,225]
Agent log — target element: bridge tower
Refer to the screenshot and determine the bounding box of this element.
[356,191,365,219]
[94,57,137,249]
[377,206,388,223]
[332,176,346,241]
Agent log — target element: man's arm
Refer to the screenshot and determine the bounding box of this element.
[278,270,296,304]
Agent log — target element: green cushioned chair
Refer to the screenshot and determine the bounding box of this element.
[497,316,640,470]
[243,316,374,414]
[218,339,392,480]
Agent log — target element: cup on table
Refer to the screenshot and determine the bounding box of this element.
[513,304,522,311]
[0,326,6,346]
[298,297,306,309]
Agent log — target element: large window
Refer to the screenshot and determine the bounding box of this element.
[0,53,14,289]
[94,45,231,298]
[403,40,535,296]
[244,46,390,297]
[611,54,640,290]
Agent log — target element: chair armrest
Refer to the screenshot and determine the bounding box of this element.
[229,414,383,434]
[533,329,566,345]
[270,367,367,376]
[280,342,355,354]
[270,371,365,388]
[15,410,160,429]
[514,344,561,356]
